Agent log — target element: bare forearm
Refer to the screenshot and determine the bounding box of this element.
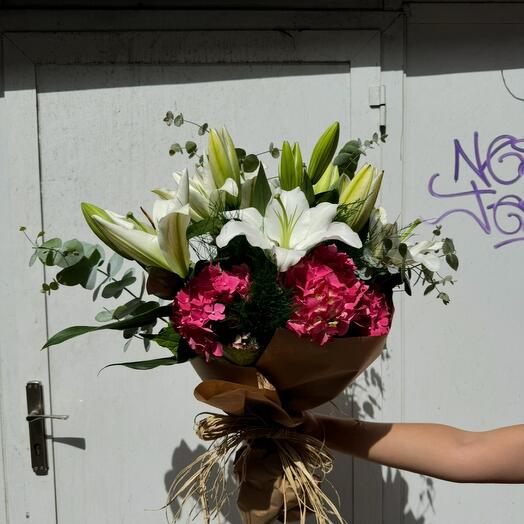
[316,416,524,483]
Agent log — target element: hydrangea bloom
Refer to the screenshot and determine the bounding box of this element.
[352,285,392,337]
[172,263,250,359]
[283,244,391,345]
[282,244,368,345]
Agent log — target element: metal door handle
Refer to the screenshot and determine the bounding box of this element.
[26,381,68,474]
[26,412,69,422]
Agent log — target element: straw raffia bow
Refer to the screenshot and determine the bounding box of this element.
[165,411,345,524]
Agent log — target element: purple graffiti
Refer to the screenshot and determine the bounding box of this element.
[428,132,524,249]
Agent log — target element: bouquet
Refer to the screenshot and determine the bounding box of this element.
[23,114,459,523]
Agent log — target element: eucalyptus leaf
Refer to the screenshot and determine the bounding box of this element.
[107,252,124,277]
[95,310,115,322]
[243,154,259,173]
[56,248,103,290]
[445,253,459,271]
[55,239,84,268]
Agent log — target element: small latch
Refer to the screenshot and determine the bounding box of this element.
[26,381,69,475]
[369,85,386,131]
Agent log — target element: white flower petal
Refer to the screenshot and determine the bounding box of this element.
[157,204,191,278]
[216,218,271,250]
[272,246,307,272]
[218,177,239,197]
[93,216,170,270]
[322,221,363,248]
[292,202,337,249]
[264,188,309,246]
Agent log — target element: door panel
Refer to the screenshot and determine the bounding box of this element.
[2,30,382,523]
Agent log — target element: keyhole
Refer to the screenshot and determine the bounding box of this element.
[34,443,41,456]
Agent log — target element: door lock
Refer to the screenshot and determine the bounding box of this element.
[26,381,69,475]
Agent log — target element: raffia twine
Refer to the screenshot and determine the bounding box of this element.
[162,412,346,524]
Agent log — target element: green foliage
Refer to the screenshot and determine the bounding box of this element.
[217,240,293,352]
[99,357,181,373]
[42,305,170,349]
[334,132,387,178]
[242,154,259,173]
[251,163,272,215]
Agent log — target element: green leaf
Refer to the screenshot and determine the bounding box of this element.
[54,239,84,268]
[235,148,247,161]
[301,172,315,206]
[144,325,180,354]
[243,154,259,173]
[99,357,181,373]
[445,253,459,271]
[185,141,197,157]
[252,163,272,215]
[174,113,184,127]
[163,111,174,126]
[333,140,361,178]
[399,243,408,259]
[102,277,136,299]
[424,284,435,296]
[95,310,114,322]
[36,238,62,266]
[107,252,124,277]
[443,238,455,255]
[437,291,450,305]
[19,226,27,232]
[198,123,209,135]
[269,143,280,159]
[29,251,38,267]
[169,143,183,156]
[315,189,339,204]
[56,247,103,290]
[42,305,170,349]
[111,298,143,320]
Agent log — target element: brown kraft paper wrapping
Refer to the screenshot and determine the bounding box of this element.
[189,328,387,523]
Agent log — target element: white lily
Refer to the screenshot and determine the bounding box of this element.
[216,187,362,272]
[154,159,238,222]
[83,173,192,278]
[407,240,444,272]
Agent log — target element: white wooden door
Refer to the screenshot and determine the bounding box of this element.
[1,30,382,524]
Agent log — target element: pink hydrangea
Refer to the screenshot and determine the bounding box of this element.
[282,244,368,346]
[283,244,392,345]
[172,263,251,359]
[352,285,392,337]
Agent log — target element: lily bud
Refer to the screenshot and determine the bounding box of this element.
[278,141,304,190]
[313,163,339,195]
[207,127,241,190]
[307,122,340,184]
[81,202,134,259]
[338,163,383,232]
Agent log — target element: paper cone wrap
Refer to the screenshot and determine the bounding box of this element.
[175,328,387,523]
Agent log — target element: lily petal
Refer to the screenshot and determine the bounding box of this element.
[157,204,191,278]
[216,217,272,251]
[271,246,307,272]
[93,215,171,270]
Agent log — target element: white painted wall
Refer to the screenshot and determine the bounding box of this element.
[1,4,523,524]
